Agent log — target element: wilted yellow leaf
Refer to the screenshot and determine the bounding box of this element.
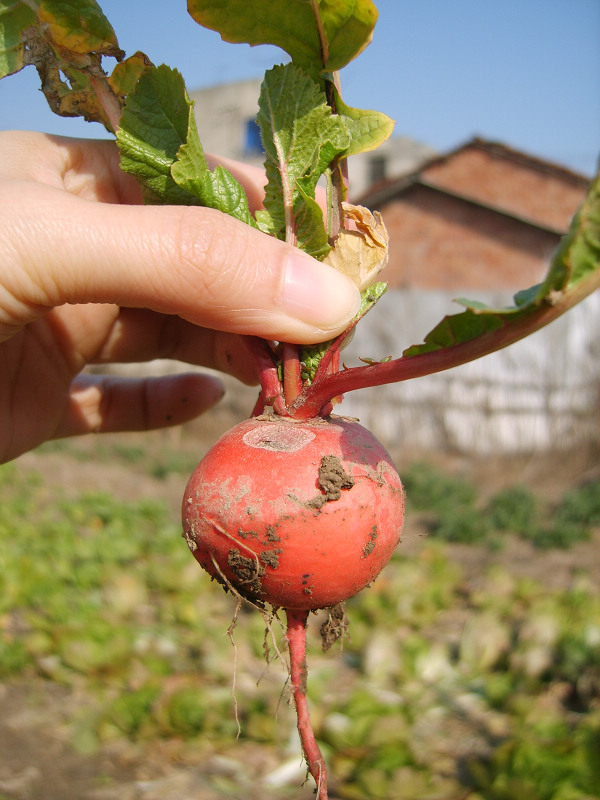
[323,202,389,290]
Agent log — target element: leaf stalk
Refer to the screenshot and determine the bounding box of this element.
[288,269,600,419]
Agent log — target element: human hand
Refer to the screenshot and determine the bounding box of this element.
[0,132,361,463]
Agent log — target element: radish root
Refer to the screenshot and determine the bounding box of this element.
[286,608,328,799]
[227,598,243,739]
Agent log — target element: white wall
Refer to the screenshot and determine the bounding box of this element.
[337,289,600,455]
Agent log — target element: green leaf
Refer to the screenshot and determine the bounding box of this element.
[117,65,198,204]
[403,169,600,359]
[333,87,395,156]
[553,168,600,287]
[171,111,257,226]
[257,62,350,257]
[187,0,377,79]
[358,280,387,316]
[402,306,507,357]
[0,1,37,78]
[118,64,255,224]
[292,186,331,259]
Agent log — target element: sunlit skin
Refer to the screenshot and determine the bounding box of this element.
[0,132,360,464]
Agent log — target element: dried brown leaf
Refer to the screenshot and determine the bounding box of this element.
[323,202,389,289]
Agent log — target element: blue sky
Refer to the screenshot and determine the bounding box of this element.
[1,0,598,175]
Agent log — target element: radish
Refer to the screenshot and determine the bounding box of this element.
[182,415,404,609]
[182,414,405,797]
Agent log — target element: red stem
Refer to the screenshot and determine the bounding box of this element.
[89,74,123,133]
[246,337,288,416]
[311,315,360,386]
[282,342,303,406]
[310,276,380,389]
[328,347,344,407]
[288,274,600,420]
[286,609,328,799]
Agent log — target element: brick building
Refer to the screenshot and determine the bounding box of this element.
[358,138,591,291]
[338,138,599,455]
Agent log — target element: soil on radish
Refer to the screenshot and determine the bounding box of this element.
[320,602,350,651]
[308,455,355,507]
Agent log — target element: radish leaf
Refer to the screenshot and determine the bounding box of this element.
[256,62,350,257]
[403,170,600,358]
[0,1,36,77]
[187,0,378,80]
[332,88,395,156]
[118,64,256,225]
[172,114,258,226]
[117,66,195,204]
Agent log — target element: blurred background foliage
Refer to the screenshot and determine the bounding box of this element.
[1,440,599,800]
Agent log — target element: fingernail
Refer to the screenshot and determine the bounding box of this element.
[280,251,361,330]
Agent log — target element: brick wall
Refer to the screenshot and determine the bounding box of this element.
[364,139,590,292]
[381,185,560,290]
[421,143,588,232]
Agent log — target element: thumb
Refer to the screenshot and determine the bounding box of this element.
[4,184,362,344]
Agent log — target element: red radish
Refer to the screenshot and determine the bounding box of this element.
[182,415,404,610]
[182,413,405,798]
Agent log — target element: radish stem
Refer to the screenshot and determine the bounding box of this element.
[282,342,303,406]
[286,608,328,799]
[290,268,600,419]
[323,71,345,243]
[89,75,123,133]
[247,337,288,415]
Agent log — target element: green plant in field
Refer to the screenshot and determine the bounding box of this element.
[408,475,600,551]
[402,462,491,544]
[3,462,600,797]
[468,712,600,800]
[513,479,600,550]
[105,685,161,737]
[487,486,539,535]
[428,505,491,544]
[557,480,600,526]
[403,462,478,513]
[524,522,591,550]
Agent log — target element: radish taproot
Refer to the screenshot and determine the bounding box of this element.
[182,413,405,797]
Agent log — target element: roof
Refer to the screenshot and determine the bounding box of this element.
[358,137,591,235]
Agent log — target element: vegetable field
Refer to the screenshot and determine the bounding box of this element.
[1,432,599,800]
